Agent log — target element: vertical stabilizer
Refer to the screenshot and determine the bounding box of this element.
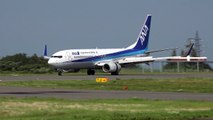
[127,14,152,50]
[184,43,194,57]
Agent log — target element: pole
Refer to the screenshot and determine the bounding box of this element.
[177,62,180,73]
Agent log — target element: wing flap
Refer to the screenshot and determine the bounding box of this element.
[118,56,155,64]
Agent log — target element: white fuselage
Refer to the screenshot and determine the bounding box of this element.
[48,48,126,70]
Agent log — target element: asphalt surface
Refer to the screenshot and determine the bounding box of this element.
[0,73,213,101]
[0,86,213,101]
[1,73,213,81]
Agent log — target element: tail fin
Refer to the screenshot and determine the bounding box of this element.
[127,14,152,50]
[183,43,194,57]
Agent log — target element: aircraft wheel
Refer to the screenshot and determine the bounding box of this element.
[87,69,95,75]
[91,70,95,75]
[58,71,62,76]
[111,71,119,75]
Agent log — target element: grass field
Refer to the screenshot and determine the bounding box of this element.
[1,74,213,119]
[0,97,213,120]
[0,78,213,93]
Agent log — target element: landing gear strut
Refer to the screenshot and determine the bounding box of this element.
[58,71,62,76]
[111,71,119,75]
[87,69,95,75]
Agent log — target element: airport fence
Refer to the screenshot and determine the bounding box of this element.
[136,61,213,73]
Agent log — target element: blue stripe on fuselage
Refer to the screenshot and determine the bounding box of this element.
[72,48,147,62]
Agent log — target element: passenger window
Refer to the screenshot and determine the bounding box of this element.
[51,56,62,58]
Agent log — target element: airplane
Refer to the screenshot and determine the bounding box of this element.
[44,14,207,75]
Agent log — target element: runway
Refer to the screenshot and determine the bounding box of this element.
[1,73,213,81]
[0,86,213,101]
[0,73,213,101]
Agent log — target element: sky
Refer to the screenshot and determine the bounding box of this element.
[0,0,213,60]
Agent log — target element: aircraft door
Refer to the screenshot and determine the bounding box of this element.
[66,52,73,61]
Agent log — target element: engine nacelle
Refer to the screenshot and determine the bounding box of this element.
[102,62,121,73]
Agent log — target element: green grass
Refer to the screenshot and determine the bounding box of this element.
[1,68,212,76]
[0,97,213,120]
[1,78,213,93]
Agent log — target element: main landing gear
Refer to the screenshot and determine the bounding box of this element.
[111,71,119,75]
[58,71,62,76]
[87,69,95,75]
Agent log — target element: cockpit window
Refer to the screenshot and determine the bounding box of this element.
[51,56,63,58]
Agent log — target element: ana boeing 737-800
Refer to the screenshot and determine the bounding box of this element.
[44,14,207,75]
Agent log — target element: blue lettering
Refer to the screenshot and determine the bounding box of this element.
[72,51,80,55]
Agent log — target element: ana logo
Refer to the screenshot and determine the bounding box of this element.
[139,25,148,45]
[72,51,80,55]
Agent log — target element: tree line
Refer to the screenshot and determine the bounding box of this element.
[0,53,53,73]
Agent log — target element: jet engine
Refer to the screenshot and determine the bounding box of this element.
[102,62,121,73]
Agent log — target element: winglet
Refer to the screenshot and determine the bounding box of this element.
[44,45,50,59]
[44,45,47,56]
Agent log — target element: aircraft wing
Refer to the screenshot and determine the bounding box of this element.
[144,47,178,55]
[105,56,207,65]
[95,55,156,66]
[116,43,207,64]
[154,56,207,62]
[95,56,154,66]
[117,56,155,64]
[95,56,207,67]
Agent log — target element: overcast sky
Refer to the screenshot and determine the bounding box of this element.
[0,0,213,60]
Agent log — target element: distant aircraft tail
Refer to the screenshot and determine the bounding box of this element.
[127,14,152,51]
[183,43,194,57]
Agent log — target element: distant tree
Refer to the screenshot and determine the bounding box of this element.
[0,53,53,73]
